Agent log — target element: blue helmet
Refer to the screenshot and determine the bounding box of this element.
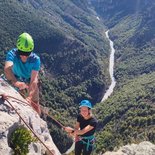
[79,100,92,109]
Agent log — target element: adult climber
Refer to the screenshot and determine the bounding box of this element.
[4,32,41,114]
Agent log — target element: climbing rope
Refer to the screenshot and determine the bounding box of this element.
[0,94,55,155]
[5,93,65,129]
[0,75,65,128]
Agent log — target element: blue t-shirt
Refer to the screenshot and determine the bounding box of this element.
[6,48,41,80]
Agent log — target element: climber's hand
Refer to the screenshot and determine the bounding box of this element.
[64,126,74,133]
[13,81,29,90]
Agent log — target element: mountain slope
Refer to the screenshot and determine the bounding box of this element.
[88,0,155,153]
[95,72,155,153]
[90,0,155,82]
[2,0,155,154]
[0,0,109,103]
[0,0,110,152]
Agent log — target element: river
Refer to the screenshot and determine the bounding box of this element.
[101,30,116,102]
[65,30,116,154]
[65,28,116,154]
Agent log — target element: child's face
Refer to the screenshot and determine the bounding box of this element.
[80,106,89,118]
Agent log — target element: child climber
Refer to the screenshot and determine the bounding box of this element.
[65,100,98,155]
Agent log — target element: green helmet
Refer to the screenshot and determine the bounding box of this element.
[16,32,34,52]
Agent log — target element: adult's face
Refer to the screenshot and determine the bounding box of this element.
[20,55,29,62]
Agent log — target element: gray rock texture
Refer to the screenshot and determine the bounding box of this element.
[0,77,61,155]
[103,141,155,155]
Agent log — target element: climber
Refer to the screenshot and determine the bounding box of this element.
[65,100,98,155]
[4,32,41,115]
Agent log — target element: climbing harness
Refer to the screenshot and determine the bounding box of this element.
[78,135,95,151]
[0,94,55,155]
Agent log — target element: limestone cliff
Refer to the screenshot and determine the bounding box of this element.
[0,77,61,155]
[103,141,155,155]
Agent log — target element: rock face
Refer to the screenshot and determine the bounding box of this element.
[103,141,155,155]
[0,77,61,155]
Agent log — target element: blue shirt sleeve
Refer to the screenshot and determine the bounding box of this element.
[32,57,41,71]
[6,50,15,62]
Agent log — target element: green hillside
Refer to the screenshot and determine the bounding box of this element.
[90,0,155,82]
[95,72,155,153]
[0,0,110,104]
[0,0,109,103]
[2,0,155,154]
[89,0,155,153]
[0,0,110,153]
